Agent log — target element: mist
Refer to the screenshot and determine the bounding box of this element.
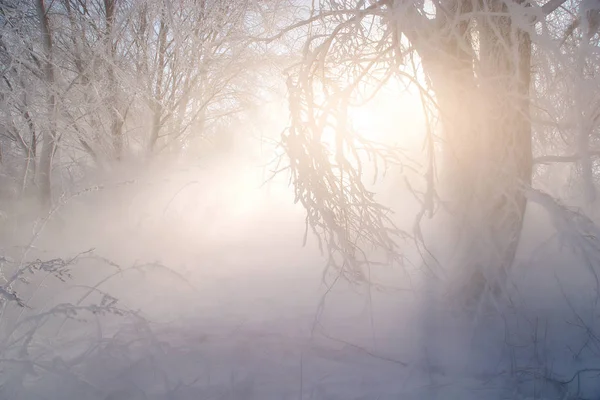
[0,129,416,400]
[2,0,600,399]
[2,95,598,400]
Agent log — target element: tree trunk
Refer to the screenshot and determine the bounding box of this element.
[18,90,38,192]
[63,0,103,167]
[420,0,532,308]
[148,15,168,154]
[576,13,597,208]
[35,0,57,209]
[104,0,124,160]
[23,108,37,191]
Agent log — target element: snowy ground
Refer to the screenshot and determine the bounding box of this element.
[0,160,599,400]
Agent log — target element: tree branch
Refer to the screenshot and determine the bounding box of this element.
[541,0,569,16]
[534,150,600,164]
[250,0,389,44]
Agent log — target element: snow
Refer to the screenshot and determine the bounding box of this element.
[0,161,599,400]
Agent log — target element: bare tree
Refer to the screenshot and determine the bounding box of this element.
[0,0,277,207]
[103,0,124,160]
[35,0,57,208]
[263,0,595,307]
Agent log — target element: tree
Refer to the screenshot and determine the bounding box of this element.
[0,0,276,208]
[35,0,58,208]
[265,0,595,308]
[0,3,39,195]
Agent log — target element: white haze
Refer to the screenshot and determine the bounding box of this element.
[0,92,599,400]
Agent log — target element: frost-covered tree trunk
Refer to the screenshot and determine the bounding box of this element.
[271,0,578,309]
[571,0,600,208]
[20,92,38,193]
[416,0,532,306]
[148,12,167,154]
[104,0,124,160]
[35,0,57,208]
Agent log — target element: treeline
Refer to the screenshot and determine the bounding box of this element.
[0,0,283,207]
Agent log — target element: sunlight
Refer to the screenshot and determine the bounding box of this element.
[349,84,425,150]
[318,79,426,156]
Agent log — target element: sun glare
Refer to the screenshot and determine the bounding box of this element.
[317,79,426,166]
[348,84,425,150]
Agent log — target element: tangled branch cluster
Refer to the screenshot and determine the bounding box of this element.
[276,3,419,280]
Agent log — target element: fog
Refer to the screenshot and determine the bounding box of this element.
[1,94,599,400]
[2,2,600,394]
[0,94,421,399]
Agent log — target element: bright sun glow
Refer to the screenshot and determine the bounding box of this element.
[347,82,426,151]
